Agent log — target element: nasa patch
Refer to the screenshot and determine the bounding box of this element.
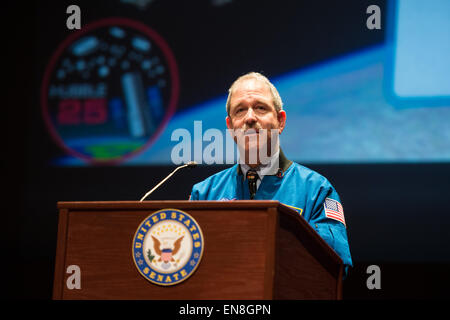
[132,208,204,286]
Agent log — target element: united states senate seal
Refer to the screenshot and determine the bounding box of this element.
[132,208,204,286]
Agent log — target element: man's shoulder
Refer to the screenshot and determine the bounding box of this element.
[288,161,334,189]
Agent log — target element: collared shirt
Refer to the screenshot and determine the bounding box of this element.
[240,150,280,190]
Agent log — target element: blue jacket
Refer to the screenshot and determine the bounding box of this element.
[190,151,353,275]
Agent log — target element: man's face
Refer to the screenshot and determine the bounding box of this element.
[226,78,286,166]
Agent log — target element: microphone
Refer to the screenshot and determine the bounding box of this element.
[139,161,197,202]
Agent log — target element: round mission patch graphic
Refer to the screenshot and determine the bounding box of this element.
[41,17,179,165]
[132,209,204,286]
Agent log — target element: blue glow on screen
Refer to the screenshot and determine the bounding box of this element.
[126,46,450,164]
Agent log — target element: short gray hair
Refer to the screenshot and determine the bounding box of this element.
[226,72,283,116]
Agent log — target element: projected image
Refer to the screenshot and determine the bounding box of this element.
[41,18,179,164]
[42,1,450,166]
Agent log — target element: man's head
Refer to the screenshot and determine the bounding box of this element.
[226,72,284,116]
[225,72,286,167]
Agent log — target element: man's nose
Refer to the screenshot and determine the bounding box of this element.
[244,107,257,124]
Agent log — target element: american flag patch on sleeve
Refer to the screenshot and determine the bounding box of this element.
[324,198,346,227]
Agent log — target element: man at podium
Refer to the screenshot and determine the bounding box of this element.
[190,72,352,275]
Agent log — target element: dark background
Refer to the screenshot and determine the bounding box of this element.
[5,0,450,299]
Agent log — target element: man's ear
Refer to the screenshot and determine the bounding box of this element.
[277,110,286,134]
[226,116,233,129]
[226,116,238,143]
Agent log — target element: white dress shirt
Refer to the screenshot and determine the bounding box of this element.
[240,150,280,190]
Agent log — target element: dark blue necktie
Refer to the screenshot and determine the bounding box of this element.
[246,169,259,200]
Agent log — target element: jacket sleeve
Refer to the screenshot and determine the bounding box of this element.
[189,182,203,200]
[308,183,353,277]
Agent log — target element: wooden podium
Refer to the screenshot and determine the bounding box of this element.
[53,201,343,300]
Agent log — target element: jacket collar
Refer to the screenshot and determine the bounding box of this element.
[237,148,293,176]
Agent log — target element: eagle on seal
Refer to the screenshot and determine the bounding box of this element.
[151,235,184,263]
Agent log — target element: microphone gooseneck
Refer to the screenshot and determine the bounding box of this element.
[139,161,197,202]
